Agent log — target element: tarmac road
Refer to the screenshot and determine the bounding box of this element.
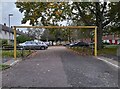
[2,46,119,87]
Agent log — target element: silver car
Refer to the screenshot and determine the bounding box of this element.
[19,41,48,50]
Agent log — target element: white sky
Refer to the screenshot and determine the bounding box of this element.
[1,1,31,27]
[1,1,68,31]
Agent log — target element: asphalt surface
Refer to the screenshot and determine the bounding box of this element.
[2,46,119,87]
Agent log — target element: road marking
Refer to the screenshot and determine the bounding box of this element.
[97,57,120,69]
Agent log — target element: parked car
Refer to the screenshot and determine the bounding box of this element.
[37,41,48,50]
[19,41,48,50]
[44,41,50,46]
[63,43,70,46]
[70,41,89,47]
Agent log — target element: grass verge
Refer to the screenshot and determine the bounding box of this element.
[69,45,118,56]
[98,45,118,56]
[69,47,93,55]
[0,64,10,71]
[2,50,33,58]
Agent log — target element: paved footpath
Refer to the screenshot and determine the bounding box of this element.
[2,46,119,87]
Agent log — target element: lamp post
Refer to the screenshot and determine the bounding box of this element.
[8,14,13,44]
[9,14,13,27]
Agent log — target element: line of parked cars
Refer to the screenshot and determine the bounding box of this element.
[19,41,48,50]
[64,41,94,48]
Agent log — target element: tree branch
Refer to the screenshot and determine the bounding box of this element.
[74,2,90,25]
[88,5,96,15]
[101,2,107,14]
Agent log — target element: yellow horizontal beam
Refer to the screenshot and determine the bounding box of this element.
[14,26,97,29]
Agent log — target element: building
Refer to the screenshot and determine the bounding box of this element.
[0,23,36,44]
[0,23,15,41]
[103,34,120,44]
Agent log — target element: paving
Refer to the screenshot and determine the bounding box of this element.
[2,46,119,87]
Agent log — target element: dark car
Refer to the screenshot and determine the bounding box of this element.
[70,42,89,47]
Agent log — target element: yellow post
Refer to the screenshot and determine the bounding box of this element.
[14,26,17,60]
[94,27,97,56]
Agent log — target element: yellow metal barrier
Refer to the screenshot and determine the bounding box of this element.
[94,27,97,56]
[13,26,97,59]
[14,26,17,60]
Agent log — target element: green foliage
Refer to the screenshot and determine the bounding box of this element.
[17,35,33,43]
[15,2,67,26]
[15,2,120,49]
[0,64,10,71]
[2,39,8,45]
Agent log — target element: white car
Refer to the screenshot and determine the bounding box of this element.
[37,41,48,50]
[19,41,48,50]
[44,42,50,46]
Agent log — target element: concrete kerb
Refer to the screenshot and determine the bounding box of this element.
[95,56,120,69]
[67,47,120,68]
[3,58,22,66]
[95,46,120,69]
[3,50,37,67]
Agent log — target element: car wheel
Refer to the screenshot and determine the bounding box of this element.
[41,46,45,50]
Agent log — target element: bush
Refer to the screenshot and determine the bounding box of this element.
[17,35,34,43]
[2,39,8,45]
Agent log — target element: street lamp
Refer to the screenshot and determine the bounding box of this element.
[8,14,13,44]
[9,14,13,27]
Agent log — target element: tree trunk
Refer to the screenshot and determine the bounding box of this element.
[95,2,103,50]
[97,24,103,50]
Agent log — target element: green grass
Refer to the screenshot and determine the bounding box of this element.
[98,45,119,55]
[0,64,10,71]
[70,47,93,55]
[2,50,32,58]
[69,45,119,56]
[98,47,118,56]
[104,45,119,48]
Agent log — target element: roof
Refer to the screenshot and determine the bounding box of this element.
[102,35,120,40]
[0,24,36,39]
[1,24,21,35]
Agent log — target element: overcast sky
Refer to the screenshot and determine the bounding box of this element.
[1,1,31,28]
[1,1,68,31]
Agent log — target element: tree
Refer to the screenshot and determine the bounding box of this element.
[17,35,33,43]
[15,1,120,49]
[70,2,120,49]
[27,28,44,40]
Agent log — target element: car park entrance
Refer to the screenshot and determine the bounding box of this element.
[13,26,97,60]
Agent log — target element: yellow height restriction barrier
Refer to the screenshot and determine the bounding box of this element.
[13,26,97,60]
[14,26,17,60]
[94,27,97,56]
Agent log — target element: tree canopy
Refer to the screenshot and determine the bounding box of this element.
[15,1,120,49]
